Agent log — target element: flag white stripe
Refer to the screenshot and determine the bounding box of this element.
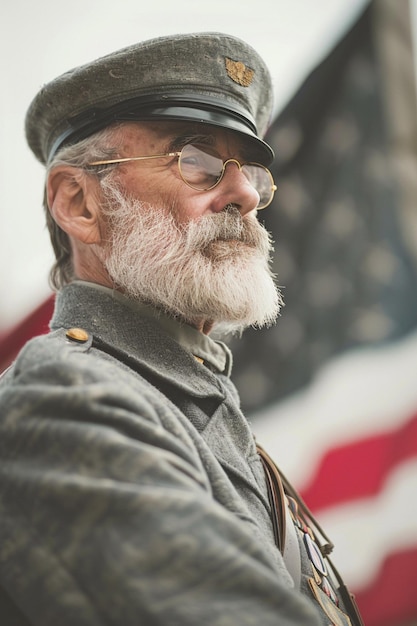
[253,330,417,489]
[311,458,417,590]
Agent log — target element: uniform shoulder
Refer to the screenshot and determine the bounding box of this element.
[1,328,94,383]
[26,327,93,360]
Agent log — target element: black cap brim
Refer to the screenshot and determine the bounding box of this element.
[48,93,274,165]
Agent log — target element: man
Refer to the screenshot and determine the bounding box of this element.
[0,33,363,626]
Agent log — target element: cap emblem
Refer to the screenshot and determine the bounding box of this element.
[225,58,254,87]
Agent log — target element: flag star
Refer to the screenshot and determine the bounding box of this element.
[323,198,359,239]
[275,243,297,283]
[306,268,348,308]
[363,148,390,184]
[275,174,311,221]
[349,307,394,342]
[271,120,304,164]
[272,313,305,356]
[346,55,377,95]
[234,363,271,408]
[362,244,399,285]
[320,115,360,155]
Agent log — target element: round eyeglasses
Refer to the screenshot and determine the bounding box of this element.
[87,143,277,210]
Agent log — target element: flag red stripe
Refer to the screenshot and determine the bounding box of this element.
[354,546,417,626]
[301,414,417,510]
[0,295,54,373]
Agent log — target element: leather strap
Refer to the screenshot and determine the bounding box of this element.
[256,441,364,626]
[256,443,286,554]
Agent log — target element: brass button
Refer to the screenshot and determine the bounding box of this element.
[66,328,89,343]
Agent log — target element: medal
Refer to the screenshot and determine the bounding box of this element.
[308,578,352,626]
[304,531,328,576]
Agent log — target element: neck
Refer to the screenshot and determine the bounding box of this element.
[199,319,215,335]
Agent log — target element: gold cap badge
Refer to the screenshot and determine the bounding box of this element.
[225,58,254,87]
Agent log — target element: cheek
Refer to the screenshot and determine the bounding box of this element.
[117,171,161,199]
[115,169,211,224]
[115,167,178,203]
[168,194,212,226]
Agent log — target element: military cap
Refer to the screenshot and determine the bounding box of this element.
[25,32,274,166]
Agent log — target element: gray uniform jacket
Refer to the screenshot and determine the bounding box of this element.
[0,282,324,626]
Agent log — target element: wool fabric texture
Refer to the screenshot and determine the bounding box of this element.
[25,32,275,165]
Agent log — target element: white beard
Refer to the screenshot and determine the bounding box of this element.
[97,178,282,334]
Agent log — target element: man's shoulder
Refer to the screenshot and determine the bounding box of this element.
[0,326,179,429]
[9,328,94,372]
[1,327,143,388]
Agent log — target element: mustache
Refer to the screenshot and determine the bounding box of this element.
[100,177,272,259]
[181,206,270,252]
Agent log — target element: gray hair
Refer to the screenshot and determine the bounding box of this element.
[44,126,121,289]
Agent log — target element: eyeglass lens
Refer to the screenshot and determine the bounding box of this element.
[178,144,275,209]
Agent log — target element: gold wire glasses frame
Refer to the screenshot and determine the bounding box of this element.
[87,143,277,210]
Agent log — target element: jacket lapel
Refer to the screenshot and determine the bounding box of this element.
[51,282,267,505]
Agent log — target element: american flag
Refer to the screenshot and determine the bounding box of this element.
[1,1,417,624]
[237,1,417,624]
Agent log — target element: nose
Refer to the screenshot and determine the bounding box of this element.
[213,160,260,216]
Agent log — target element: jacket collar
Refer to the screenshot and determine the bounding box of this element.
[51,281,227,402]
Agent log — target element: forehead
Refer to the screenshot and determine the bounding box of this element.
[114,120,266,162]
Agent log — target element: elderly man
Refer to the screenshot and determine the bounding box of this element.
[0,33,363,626]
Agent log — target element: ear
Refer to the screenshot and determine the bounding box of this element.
[47,166,102,245]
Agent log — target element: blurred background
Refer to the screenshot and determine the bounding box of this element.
[1,1,417,624]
